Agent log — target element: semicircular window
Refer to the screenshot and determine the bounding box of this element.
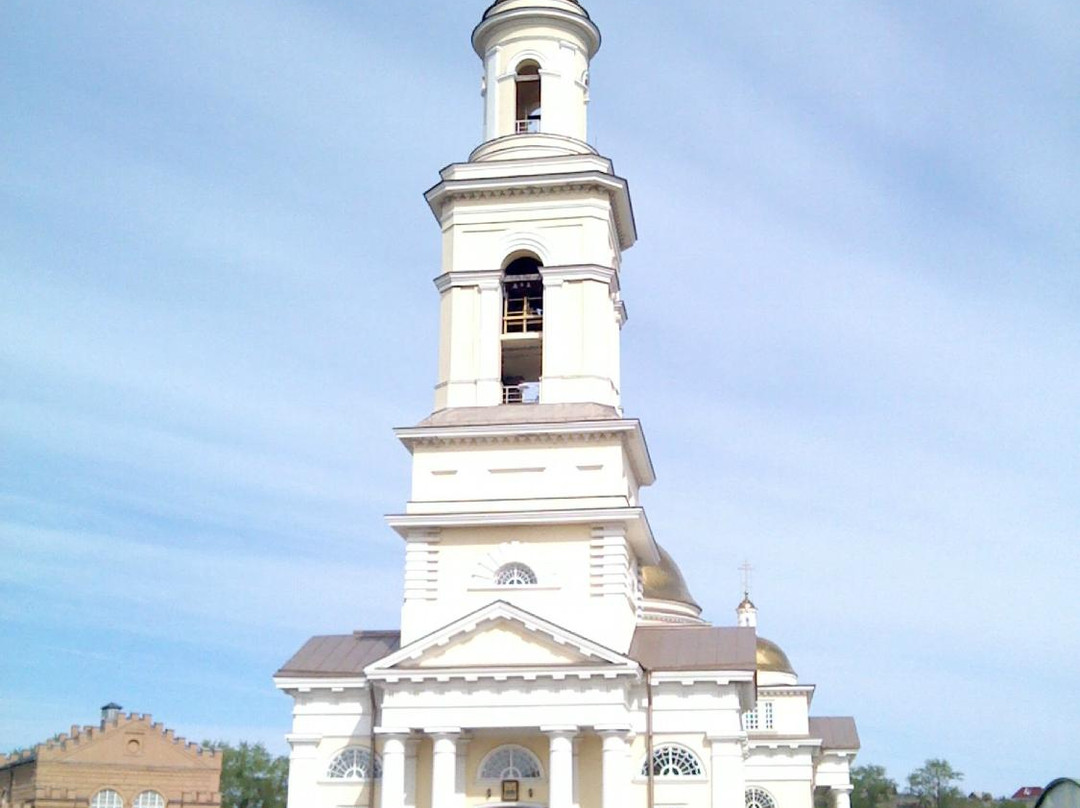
[640,744,704,777]
[133,793,165,808]
[746,787,778,808]
[479,745,543,780]
[327,746,382,780]
[90,791,124,808]
[495,562,538,586]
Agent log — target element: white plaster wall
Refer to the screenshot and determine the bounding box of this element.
[479,17,593,143]
[379,679,635,731]
[441,194,619,273]
[407,439,636,510]
[400,524,639,650]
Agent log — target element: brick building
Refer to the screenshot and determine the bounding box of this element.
[0,704,221,808]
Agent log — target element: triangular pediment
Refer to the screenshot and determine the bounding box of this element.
[366,601,638,678]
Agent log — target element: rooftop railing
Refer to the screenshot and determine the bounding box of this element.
[515,119,540,134]
[503,382,540,405]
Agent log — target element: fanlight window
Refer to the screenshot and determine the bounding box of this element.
[90,791,124,808]
[479,745,543,780]
[640,744,704,777]
[747,787,778,808]
[327,747,382,780]
[494,563,538,586]
[133,793,165,808]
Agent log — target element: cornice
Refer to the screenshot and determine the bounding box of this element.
[273,676,369,694]
[425,170,636,251]
[394,418,655,487]
[386,506,659,565]
[434,269,503,293]
[747,736,823,751]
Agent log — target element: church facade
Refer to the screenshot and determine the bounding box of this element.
[275,2,858,808]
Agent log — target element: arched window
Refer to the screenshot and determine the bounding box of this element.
[501,254,544,404]
[90,791,124,808]
[495,563,538,586]
[327,746,382,780]
[479,745,544,780]
[746,787,778,808]
[640,744,704,777]
[515,61,542,132]
[133,792,165,808]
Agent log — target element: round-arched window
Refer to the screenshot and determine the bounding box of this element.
[90,791,124,808]
[495,563,538,586]
[479,745,543,780]
[133,792,165,808]
[747,787,778,808]
[640,744,704,777]
[327,747,381,780]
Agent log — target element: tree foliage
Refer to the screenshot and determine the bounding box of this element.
[908,759,964,808]
[203,741,288,808]
[852,764,899,808]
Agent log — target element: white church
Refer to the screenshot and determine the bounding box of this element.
[274,2,859,807]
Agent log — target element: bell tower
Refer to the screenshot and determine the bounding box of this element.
[392,0,653,651]
[426,0,635,412]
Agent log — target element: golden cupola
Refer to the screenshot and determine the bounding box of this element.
[639,545,704,624]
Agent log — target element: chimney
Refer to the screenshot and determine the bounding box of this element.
[100,702,122,725]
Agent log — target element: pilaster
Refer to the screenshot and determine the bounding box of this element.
[708,733,748,808]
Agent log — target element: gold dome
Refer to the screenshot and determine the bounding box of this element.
[756,636,796,675]
[641,545,700,609]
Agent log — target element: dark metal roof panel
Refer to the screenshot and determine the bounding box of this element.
[276,632,401,678]
[809,716,861,750]
[629,626,757,671]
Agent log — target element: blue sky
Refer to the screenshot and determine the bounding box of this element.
[2,0,1077,794]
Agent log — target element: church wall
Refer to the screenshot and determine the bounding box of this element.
[746,749,817,808]
[400,523,638,649]
[407,439,632,510]
[378,678,636,732]
[463,733,550,807]
[765,691,811,736]
[627,732,712,808]
[484,23,592,141]
[649,682,745,736]
[814,753,856,788]
[441,194,618,272]
[574,733,603,808]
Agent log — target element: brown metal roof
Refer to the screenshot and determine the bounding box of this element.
[629,626,757,672]
[275,631,400,678]
[809,716,860,750]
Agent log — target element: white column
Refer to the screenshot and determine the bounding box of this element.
[833,785,854,808]
[596,728,631,808]
[543,726,578,808]
[428,729,461,808]
[455,736,471,808]
[379,733,409,808]
[404,739,420,808]
[707,734,746,808]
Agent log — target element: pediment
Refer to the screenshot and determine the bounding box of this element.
[366,601,637,678]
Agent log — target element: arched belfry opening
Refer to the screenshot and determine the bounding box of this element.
[501,254,543,404]
[514,61,542,133]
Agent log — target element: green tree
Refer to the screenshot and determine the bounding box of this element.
[203,741,288,808]
[907,759,964,808]
[852,764,898,808]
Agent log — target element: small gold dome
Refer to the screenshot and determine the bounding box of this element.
[756,636,796,675]
[641,545,700,609]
